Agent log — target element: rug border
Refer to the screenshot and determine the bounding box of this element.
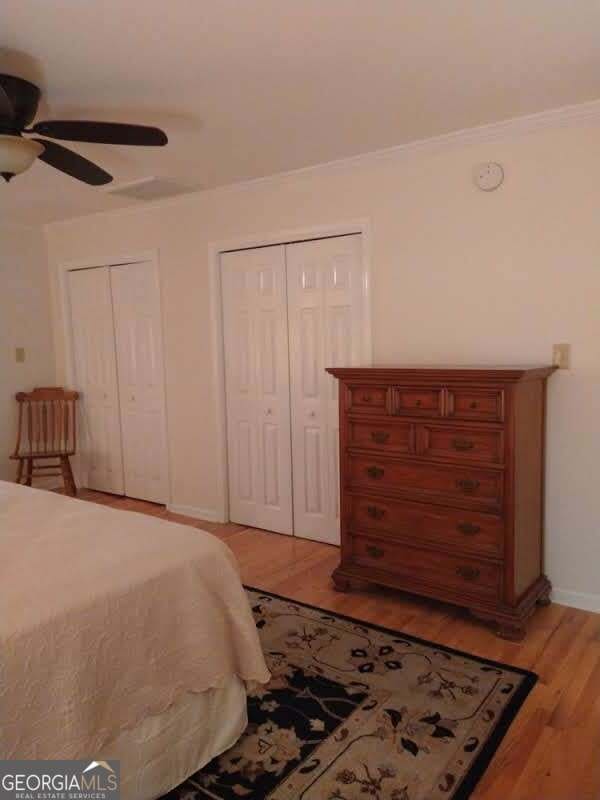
[244,584,538,800]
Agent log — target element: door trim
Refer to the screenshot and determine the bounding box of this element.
[58,250,172,505]
[209,219,373,525]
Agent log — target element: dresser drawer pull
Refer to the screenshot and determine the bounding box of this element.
[366,505,386,520]
[470,401,479,409]
[456,565,480,581]
[370,431,390,444]
[365,544,385,559]
[414,399,422,407]
[456,478,480,492]
[452,438,474,451]
[366,466,385,479]
[361,394,372,402]
[457,522,481,535]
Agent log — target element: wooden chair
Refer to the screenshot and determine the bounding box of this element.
[11,387,79,496]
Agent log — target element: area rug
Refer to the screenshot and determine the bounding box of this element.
[165,587,537,800]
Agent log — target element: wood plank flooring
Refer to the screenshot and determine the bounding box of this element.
[75,489,600,800]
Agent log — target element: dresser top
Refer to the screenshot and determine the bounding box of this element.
[326,365,557,382]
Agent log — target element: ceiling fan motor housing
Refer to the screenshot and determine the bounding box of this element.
[0,74,40,132]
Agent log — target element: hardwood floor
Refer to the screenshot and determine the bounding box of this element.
[77,489,600,800]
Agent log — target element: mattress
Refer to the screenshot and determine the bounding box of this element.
[1,481,269,769]
[99,674,247,800]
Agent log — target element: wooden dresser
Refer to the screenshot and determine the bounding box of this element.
[326,366,556,639]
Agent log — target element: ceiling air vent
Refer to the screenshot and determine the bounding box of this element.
[105,176,194,201]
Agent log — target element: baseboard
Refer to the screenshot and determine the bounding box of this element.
[552,588,600,613]
[166,503,226,524]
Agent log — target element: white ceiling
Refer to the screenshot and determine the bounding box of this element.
[3,0,600,226]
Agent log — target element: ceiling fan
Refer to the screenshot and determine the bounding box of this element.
[0,74,168,184]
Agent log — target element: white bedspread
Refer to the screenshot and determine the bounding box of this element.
[0,482,270,759]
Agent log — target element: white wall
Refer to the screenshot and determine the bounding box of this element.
[45,119,600,608]
[0,224,56,480]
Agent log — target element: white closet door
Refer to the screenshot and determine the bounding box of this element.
[68,267,125,494]
[286,234,365,544]
[110,261,169,503]
[221,246,293,534]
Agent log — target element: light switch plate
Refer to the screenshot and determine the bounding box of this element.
[552,343,570,369]
[15,347,25,363]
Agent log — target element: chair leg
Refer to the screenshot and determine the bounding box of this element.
[24,458,33,486]
[15,459,24,484]
[60,456,77,497]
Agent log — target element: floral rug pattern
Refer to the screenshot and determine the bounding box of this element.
[164,588,537,800]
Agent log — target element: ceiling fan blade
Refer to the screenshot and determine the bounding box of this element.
[32,138,112,185]
[0,84,14,121]
[31,120,168,146]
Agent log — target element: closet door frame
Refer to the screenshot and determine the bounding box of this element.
[58,250,171,503]
[210,220,372,527]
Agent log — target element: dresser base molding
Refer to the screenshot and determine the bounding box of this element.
[536,585,552,606]
[469,575,552,640]
[331,566,551,641]
[332,572,369,593]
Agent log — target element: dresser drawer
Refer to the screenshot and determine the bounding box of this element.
[417,423,504,464]
[390,385,444,417]
[346,385,389,414]
[347,454,503,511]
[348,494,504,558]
[349,534,501,601]
[446,387,504,422]
[348,418,413,454]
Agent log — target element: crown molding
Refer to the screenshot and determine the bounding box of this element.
[45,96,600,229]
[208,97,600,198]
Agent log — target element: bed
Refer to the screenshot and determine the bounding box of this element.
[0,481,270,799]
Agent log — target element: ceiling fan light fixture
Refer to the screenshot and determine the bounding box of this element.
[0,135,44,181]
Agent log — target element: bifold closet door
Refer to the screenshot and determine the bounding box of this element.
[110,261,169,504]
[221,246,294,534]
[68,267,125,494]
[286,234,364,545]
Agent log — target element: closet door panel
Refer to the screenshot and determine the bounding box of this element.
[68,268,124,494]
[110,261,169,503]
[286,235,364,544]
[221,246,293,534]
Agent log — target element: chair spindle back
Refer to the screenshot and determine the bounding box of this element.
[13,387,79,458]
